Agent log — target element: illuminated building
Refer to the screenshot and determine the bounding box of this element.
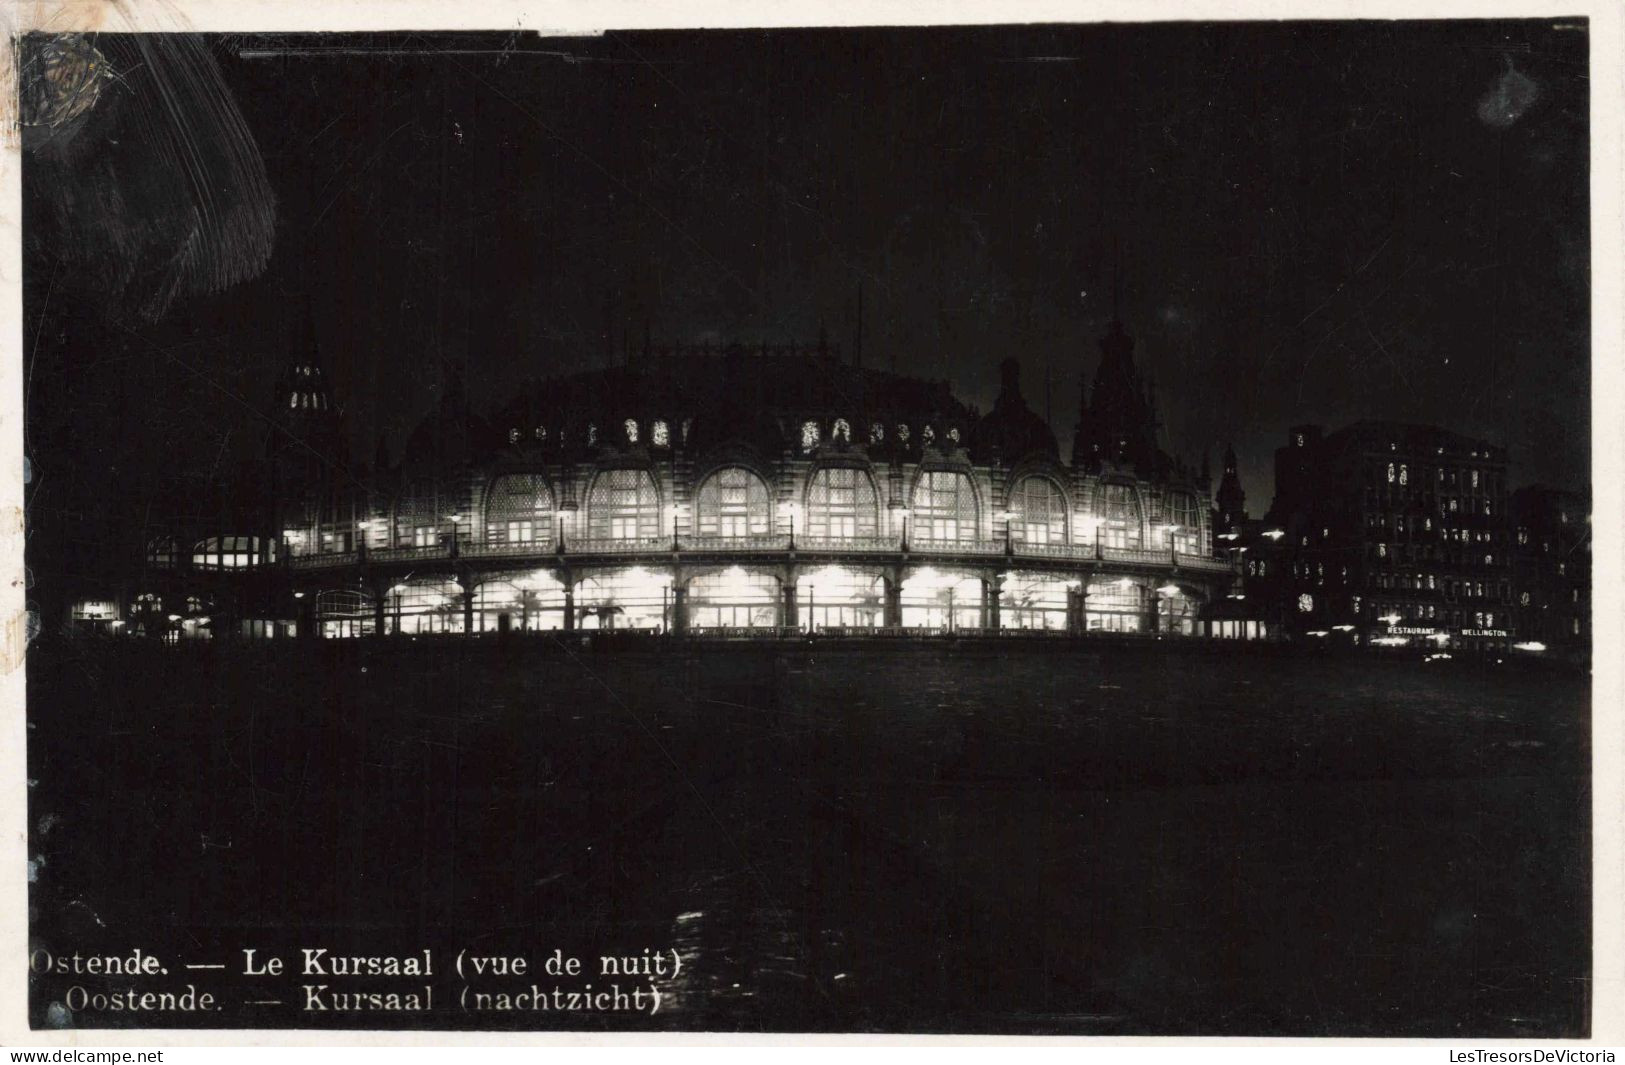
[1244,421,1521,651]
[126,316,1236,641]
[1510,485,1591,654]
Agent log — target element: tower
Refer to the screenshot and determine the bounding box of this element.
[1215,443,1246,534]
[1071,312,1162,477]
[266,295,344,532]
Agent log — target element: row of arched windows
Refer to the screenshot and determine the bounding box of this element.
[424,468,1192,549]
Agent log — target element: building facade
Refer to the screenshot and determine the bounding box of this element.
[1226,421,1527,652]
[1510,485,1591,654]
[116,318,1238,642]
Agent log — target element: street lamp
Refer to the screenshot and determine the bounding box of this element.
[779,501,800,549]
[996,509,1014,554]
[665,504,687,551]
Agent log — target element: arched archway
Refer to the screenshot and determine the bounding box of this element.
[693,466,772,538]
[911,470,979,543]
[1100,482,1145,549]
[1007,475,1069,545]
[474,571,566,632]
[804,466,880,540]
[484,473,555,547]
[586,469,661,540]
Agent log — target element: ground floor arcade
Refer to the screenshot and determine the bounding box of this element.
[299,562,1219,639]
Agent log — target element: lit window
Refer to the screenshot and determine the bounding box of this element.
[911,470,977,542]
[1297,593,1314,613]
[535,425,547,442]
[414,527,436,548]
[1386,463,1395,484]
[833,418,851,442]
[922,425,936,446]
[1378,543,1388,558]
[1520,591,1530,606]
[289,394,297,409]
[947,427,960,443]
[624,419,639,444]
[806,467,879,539]
[652,420,670,448]
[1008,476,1069,545]
[587,469,660,540]
[696,467,771,537]
[897,424,910,444]
[1472,470,1480,489]
[588,423,599,446]
[801,421,820,451]
[508,428,520,444]
[1399,464,1408,486]
[869,423,884,444]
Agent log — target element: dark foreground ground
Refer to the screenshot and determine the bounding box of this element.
[26,638,1589,1035]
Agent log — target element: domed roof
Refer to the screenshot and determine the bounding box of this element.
[975,358,1057,460]
[492,342,981,459]
[398,367,500,474]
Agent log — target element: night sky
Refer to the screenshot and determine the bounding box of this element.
[24,21,1591,520]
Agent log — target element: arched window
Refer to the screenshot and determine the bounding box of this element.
[484,473,555,547]
[833,418,851,442]
[473,572,567,633]
[652,420,670,448]
[1164,491,1201,553]
[1007,476,1067,545]
[694,467,771,537]
[191,536,264,569]
[317,589,376,639]
[586,469,660,540]
[1100,483,1143,549]
[869,422,884,445]
[393,479,444,548]
[686,567,780,629]
[912,470,977,542]
[805,467,879,540]
[624,419,639,444]
[800,421,821,451]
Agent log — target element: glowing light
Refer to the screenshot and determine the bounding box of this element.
[1380,613,1402,625]
[1513,641,1547,653]
[1307,630,1329,637]
[1157,584,1181,596]
[292,592,305,599]
[1262,529,1285,540]
[1116,577,1134,588]
[1371,636,1409,646]
[1332,624,1355,632]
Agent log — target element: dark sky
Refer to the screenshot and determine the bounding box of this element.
[26,21,1591,513]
